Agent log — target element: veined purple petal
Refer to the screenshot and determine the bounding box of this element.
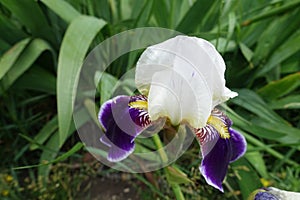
[98,95,150,162]
[199,135,231,192]
[195,108,247,192]
[129,95,151,127]
[195,124,219,158]
[254,191,279,200]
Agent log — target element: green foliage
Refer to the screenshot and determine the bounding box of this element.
[56,15,106,146]
[1,0,300,199]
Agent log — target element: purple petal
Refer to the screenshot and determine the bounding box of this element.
[100,134,135,162]
[98,95,150,162]
[129,95,151,127]
[198,127,231,192]
[98,98,113,131]
[228,128,247,162]
[195,108,247,192]
[254,191,278,200]
[195,125,219,157]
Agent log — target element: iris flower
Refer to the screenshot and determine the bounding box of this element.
[98,36,246,192]
[249,187,300,200]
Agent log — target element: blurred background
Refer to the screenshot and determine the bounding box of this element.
[0,0,300,199]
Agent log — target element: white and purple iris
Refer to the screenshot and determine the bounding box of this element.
[98,36,247,192]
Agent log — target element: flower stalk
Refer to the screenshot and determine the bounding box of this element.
[152,134,185,200]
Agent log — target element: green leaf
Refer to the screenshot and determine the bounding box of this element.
[0,38,54,93]
[134,0,154,27]
[252,10,300,64]
[229,124,299,167]
[54,142,83,162]
[166,166,192,185]
[30,116,58,151]
[13,65,56,94]
[227,104,300,143]
[242,121,286,140]
[239,42,253,62]
[0,14,27,44]
[84,98,99,127]
[169,0,190,28]
[255,30,300,77]
[242,0,300,26]
[176,0,215,33]
[135,136,156,152]
[40,0,81,23]
[0,38,30,80]
[98,72,118,105]
[1,0,56,45]
[199,0,219,32]
[39,108,90,179]
[280,52,300,74]
[227,12,236,40]
[266,123,300,144]
[57,15,106,146]
[269,95,300,110]
[231,158,262,199]
[229,93,300,143]
[210,38,236,53]
[14,142,83,170]
[241,20,272,47]
[231,89,287,124]
[257,73,300,101]
[133,143,161,162]
[0,38,11,54]
[245,145,269,179]
[153,0,169,27]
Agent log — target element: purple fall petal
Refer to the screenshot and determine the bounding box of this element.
[197,127,230,192]
[98,98,113,132]
[98,95,150,162]
[195,108,247,192]
[228,128,247,162]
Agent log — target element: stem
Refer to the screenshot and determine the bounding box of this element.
[152,134,185,200]
[152,133,168,163]
[169,180,185,200]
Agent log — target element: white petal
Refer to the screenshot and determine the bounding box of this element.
[148,68,212,128]
[136,36,237,128]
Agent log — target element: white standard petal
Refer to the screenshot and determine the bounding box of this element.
[136,35,237,128]
[148,68,212,128]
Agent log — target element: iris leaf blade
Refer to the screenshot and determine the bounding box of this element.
[269,95,300,110]
[255,30,300,78]
[176,0,215,33]
[57,15,106,146]
[40,0,81,23]
[1,38,54,92]
[242,0,300,26]
[13,65,56,94]
[257,72,300,101]
[30,115,58,151]
[0,38,30,80]
[231,89,287,124]
[245,147,269,178]
[231,158,262,199]
[1,0,56,45]
[38,108,89,179]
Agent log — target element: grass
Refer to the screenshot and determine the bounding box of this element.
[0,0,300,199]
